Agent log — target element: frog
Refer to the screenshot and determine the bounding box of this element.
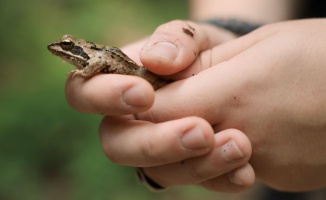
[47,35,170,90]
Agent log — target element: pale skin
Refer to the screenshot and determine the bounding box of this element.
[66,0,326,192]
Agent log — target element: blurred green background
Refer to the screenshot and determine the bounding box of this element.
[0,0,224,199]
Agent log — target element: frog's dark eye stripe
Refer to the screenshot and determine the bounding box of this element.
[60,41,90,60]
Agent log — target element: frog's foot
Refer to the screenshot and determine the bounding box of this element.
[67,69,91,79]
[67,69,78,78]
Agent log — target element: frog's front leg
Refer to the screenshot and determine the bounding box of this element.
[68,57,107,78]
[67,69,95,78]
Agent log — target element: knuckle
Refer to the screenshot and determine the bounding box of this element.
[184,161,206,181]
[101,143,119,164]
[139,130,178,165]
[99,120,120,164]
[195,48,213,70]
[140,137,163,163]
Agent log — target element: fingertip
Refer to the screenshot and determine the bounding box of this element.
[140,41,181,75]
[152,116,215,161]
[99,116,214,167]
[193,117,216,149]
[201,163,255,193]
[216,129,252,161]
[228,163,255,189]
[199,129,254,193]
[179,116,215,151]
[140,20,200,75]
[122,83,154,108]
[65,74,155,115]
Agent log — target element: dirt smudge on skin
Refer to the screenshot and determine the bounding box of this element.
[182,27,194,38]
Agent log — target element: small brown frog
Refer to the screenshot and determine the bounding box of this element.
[47,35,170,90]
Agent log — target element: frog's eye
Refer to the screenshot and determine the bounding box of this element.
[60,40,74,50]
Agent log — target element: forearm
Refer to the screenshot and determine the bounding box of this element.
[190,0,302,23]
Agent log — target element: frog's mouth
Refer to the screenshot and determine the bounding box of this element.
[47,44,89,68]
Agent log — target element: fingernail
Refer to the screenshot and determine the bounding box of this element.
[143,42,179,61]
[181,127,208,149]
[228,171,243,186]
[122,85,148,107]
[220,140,243,161]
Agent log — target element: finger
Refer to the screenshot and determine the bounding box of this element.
[142,129,252,187]
[172,24,276,79]
[140,20,237,75]
[99,116,215,167]
[200,163,255,193]
[65,74,154,115]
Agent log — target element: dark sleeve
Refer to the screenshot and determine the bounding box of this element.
[300,0,326,18]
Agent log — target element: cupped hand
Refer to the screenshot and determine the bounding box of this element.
[137,19,326,191]
[66,20,253,192]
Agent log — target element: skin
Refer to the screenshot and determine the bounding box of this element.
[65,0,326,193]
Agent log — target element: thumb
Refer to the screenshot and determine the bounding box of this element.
[140,20,237,75]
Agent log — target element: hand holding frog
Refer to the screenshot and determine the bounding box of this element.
[64,20,253,192]
[65,19,326,192]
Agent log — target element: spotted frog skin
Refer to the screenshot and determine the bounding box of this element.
[47,35,170,90]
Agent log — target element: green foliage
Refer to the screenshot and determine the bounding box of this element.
[0,0,218,199]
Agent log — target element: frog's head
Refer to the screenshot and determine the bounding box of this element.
[47,35,90,69]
